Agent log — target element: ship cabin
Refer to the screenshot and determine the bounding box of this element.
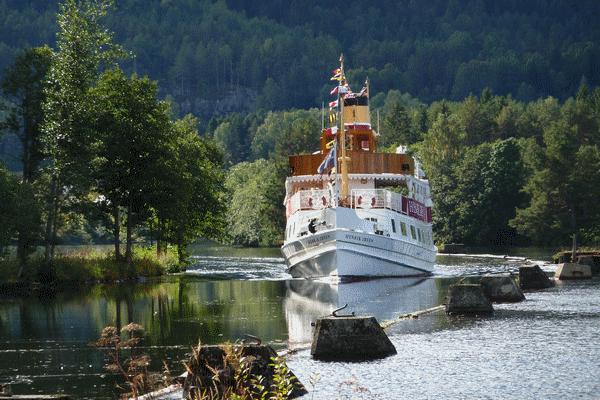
[289,95,415,177]
[285,94,432,223]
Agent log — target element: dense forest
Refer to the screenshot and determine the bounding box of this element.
[0,0,599,119]
[1,0,600,274]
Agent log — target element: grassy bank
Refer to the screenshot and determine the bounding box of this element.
[0,245,182,290]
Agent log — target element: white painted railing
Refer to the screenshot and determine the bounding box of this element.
[286,189,332,216]
[351,189,407,214]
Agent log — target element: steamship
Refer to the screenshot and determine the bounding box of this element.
[281,56,436,278]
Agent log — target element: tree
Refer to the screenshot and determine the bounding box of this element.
[1,46,52,273]
[213,113,249,166]
[454,139,526,245]
[1,46,52,183]
[156,115,226,262]
[250,109,320,160]
[42,0,125,261]
[0,166,40,275]
[380,101,414,148]
[224,159,287,246]
[89,68,171,265]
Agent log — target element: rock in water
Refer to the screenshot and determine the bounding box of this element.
[311,316,396,361]
[577,255,600,276]
[480,275,525,303]
[555,263,592,280]
[183,344,307,399]
[445,284,493,315]
[519,265,555,290]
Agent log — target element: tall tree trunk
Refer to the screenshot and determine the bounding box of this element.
[44,177,58,263]
[125,201,133,266]
[113,204,121,261]
[156,218,163,257]
[177,235,185,264]
[16,231,27,279]
[50,194,59,259]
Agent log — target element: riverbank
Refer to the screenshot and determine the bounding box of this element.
[0,251,598,399]
[0,246,182,294]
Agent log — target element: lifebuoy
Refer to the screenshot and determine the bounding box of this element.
[361,192,376,208]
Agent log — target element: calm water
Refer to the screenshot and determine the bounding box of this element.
[0,246,598,399]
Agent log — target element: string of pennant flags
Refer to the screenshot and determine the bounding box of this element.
[318,59,370,175]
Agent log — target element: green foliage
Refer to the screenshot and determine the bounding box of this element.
[153,114,226,263]
[43,0,126,186]
[1,46,52,181]
[185,342,298,400]
[251,109,321,160]
[0,166,41,261]
[225,159,288,247]
[380,101,414,147]
[510,87,600,245]
[3,0,600,121]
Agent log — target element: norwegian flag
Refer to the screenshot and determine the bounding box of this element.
[328,99,338,108]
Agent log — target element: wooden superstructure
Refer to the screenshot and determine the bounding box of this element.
[289,71,415,179]
[289,152,414,176]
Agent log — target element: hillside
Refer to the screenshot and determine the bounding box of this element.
[0,0,599,121]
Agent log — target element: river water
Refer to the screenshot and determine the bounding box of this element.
[0,246,598,399]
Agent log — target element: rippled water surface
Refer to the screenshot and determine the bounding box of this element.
[0,245,598,399]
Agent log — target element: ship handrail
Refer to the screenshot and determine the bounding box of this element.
[351,188,432,223]
[286,189,332,217]
[286,188,432,223]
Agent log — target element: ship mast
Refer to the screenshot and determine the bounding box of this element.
[338,54,350,202]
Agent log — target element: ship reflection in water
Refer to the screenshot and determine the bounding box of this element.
[284,277,441,344]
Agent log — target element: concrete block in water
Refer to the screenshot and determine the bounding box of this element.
[577,256,600,276]
[445,284,493,315]
[480,275,525,303]
[519,265,555,290]
[311,316,396,361]
[555,263,592,280]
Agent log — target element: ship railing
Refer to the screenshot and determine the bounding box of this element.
[286,189,332,217]
[351,189,407,214]
[351,189,432,223]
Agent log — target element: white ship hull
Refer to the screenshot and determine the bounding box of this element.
[281,206,436,278]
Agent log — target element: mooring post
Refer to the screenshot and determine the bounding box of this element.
[571,233,577,263]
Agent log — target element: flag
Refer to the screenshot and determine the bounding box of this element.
[325,139,335,149]
[358,86,368,97]
[324,126,338,137]
[332,68,341,75]
[331,85,350,95]
[328,99,338,108]
[329,112,337,123]
[330,74,343,81]
[317,145,336,175]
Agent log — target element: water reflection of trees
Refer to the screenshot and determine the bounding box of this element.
[0,278,287,349]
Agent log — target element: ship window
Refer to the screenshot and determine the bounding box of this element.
[417,228,422,242]
[400,222,407,236]
[402,163,410,172]
[410,225,417,240]
[391,219,396,233]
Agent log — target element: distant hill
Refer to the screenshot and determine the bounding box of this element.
[0,0,599,121]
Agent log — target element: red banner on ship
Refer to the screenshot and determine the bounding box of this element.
[402,197,431,223]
